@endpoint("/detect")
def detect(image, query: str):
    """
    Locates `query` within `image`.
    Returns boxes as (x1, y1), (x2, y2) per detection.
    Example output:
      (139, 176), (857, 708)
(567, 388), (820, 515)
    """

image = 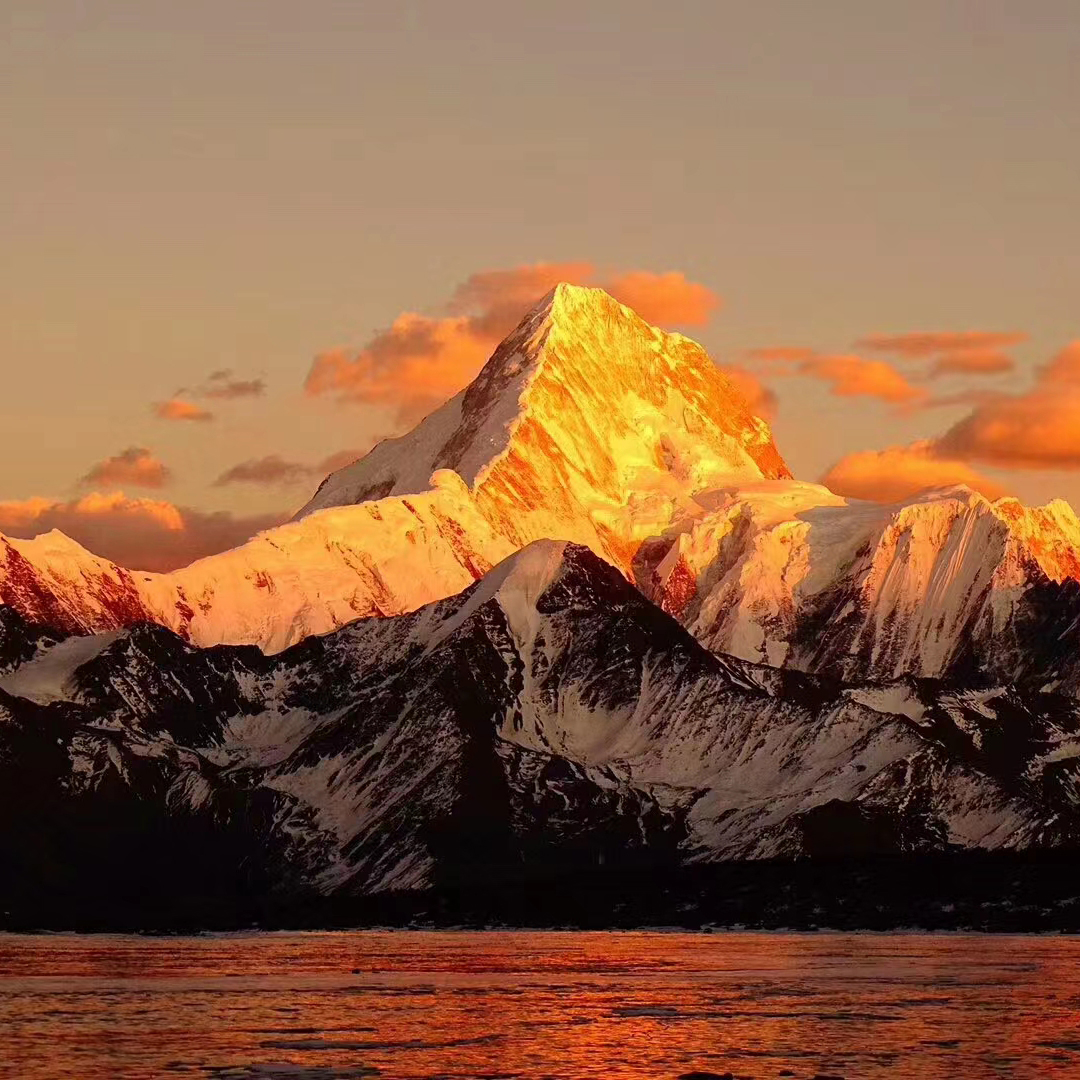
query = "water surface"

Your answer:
(1, 931), (1078, 1079)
